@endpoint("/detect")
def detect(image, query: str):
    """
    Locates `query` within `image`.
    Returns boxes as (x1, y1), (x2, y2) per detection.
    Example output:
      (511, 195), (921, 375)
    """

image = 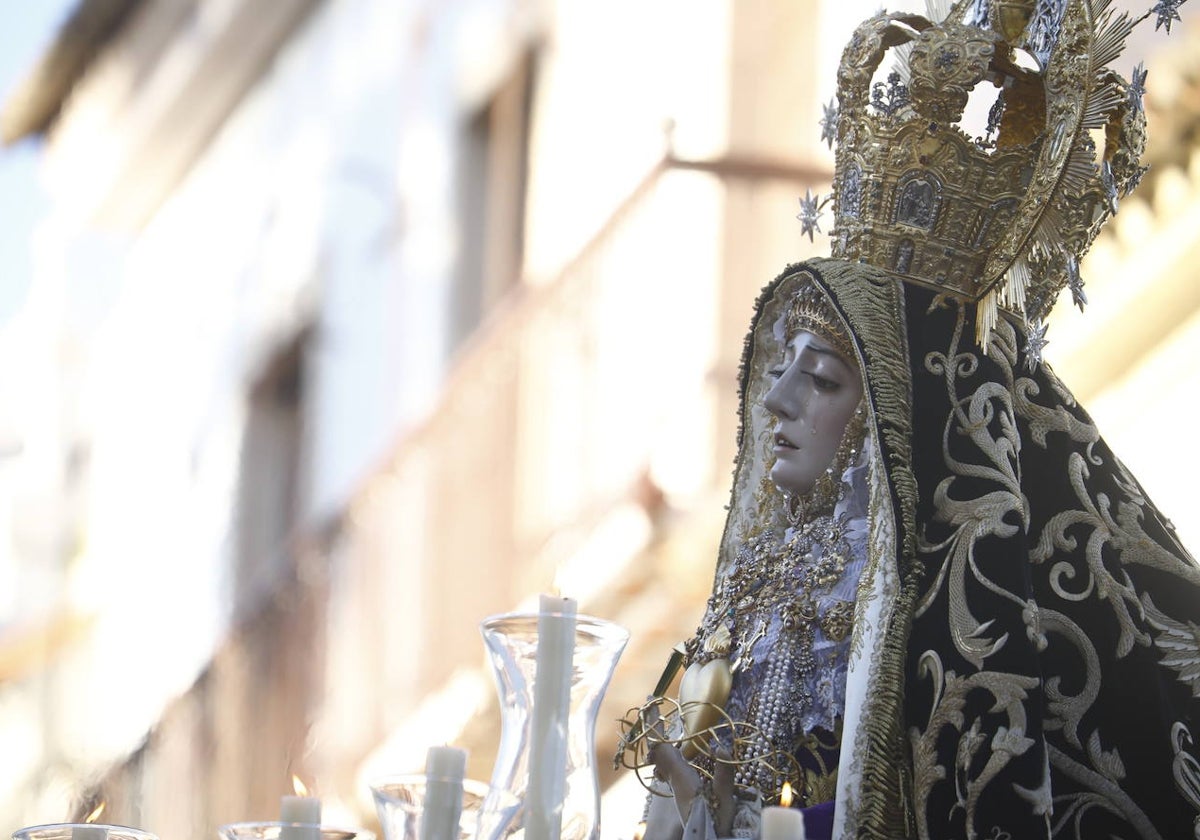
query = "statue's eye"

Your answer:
(808, 373), (840, 392)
